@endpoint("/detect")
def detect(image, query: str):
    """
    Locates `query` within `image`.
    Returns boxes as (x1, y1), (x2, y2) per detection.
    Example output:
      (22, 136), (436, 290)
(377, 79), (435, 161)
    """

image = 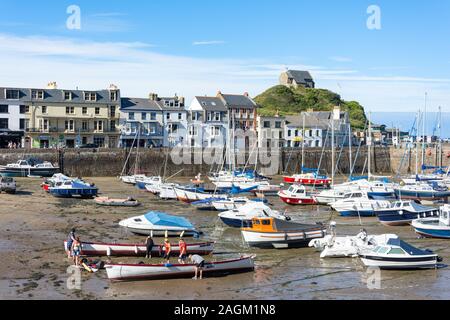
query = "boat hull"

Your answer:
(241, 228), (326, 249)
(360, 255), (438, 269)
(283, 176), (330, 187)
(279, 195), (317, 205)
(412, 218), (450, 239)
(394, 189), (450, 201)
(64, 241), (214, 257)
(219, 217), (252, 228)
(105, 256), (255, 281)
(49, 188), (98, 198)
(338, 210), (377, 217)
(0, 168), (58, 178)
(376, 209), (439, 226)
